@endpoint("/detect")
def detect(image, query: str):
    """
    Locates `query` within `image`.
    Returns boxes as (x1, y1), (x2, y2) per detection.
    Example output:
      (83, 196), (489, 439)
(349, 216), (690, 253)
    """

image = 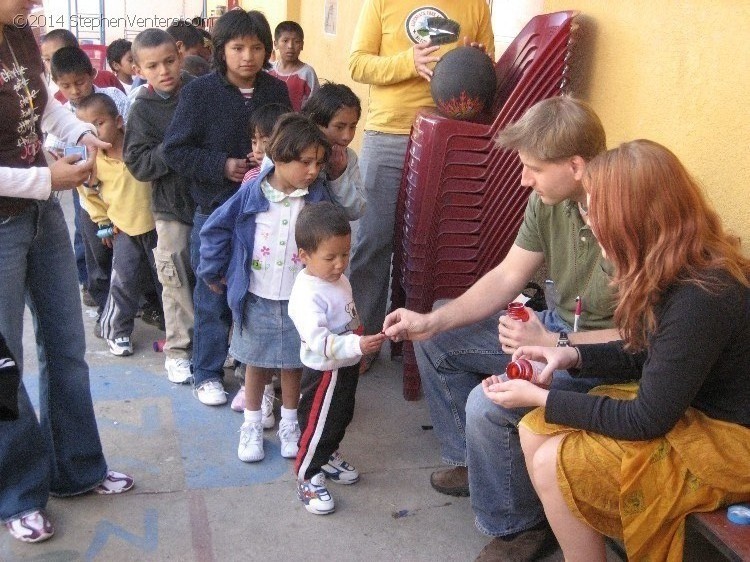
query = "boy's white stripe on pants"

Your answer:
(100, 229), (162, 340)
